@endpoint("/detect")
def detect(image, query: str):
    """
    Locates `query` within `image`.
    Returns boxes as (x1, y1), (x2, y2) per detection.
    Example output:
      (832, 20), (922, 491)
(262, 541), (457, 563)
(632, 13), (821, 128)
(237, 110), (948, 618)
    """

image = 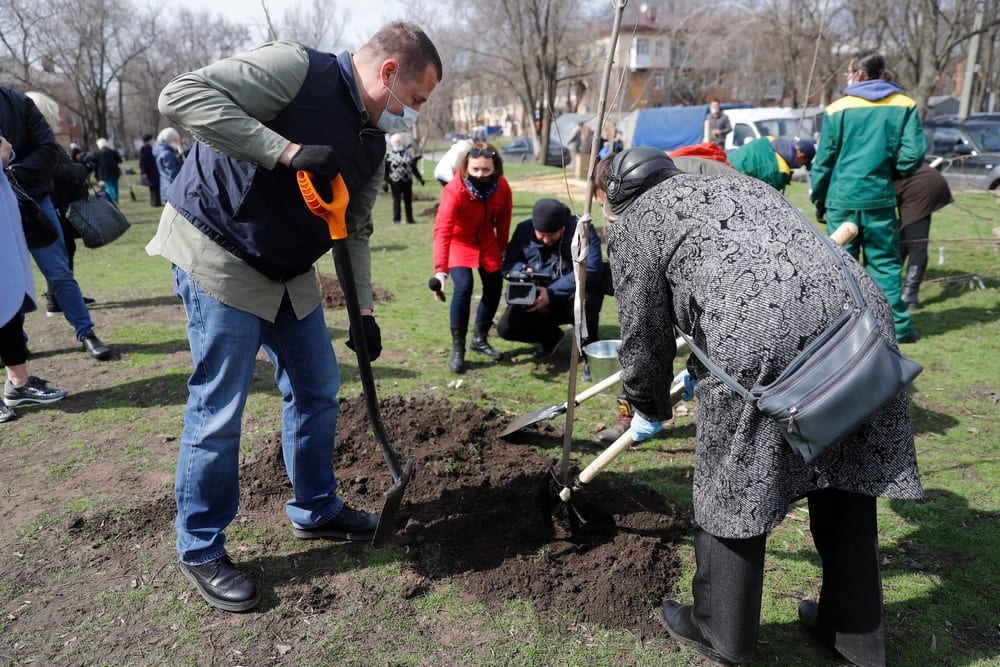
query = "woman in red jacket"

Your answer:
(432, 141), (512, 373)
